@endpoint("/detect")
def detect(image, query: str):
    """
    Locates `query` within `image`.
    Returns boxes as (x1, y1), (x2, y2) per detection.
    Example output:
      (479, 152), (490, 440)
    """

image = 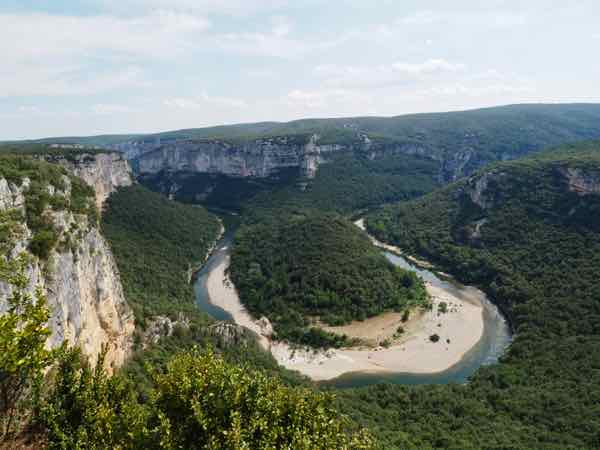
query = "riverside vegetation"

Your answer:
(340, 142), (600, 448)
(230, 211), (428, 348)
(0, 154), (373, 448)
(3, 128), (600, 448)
